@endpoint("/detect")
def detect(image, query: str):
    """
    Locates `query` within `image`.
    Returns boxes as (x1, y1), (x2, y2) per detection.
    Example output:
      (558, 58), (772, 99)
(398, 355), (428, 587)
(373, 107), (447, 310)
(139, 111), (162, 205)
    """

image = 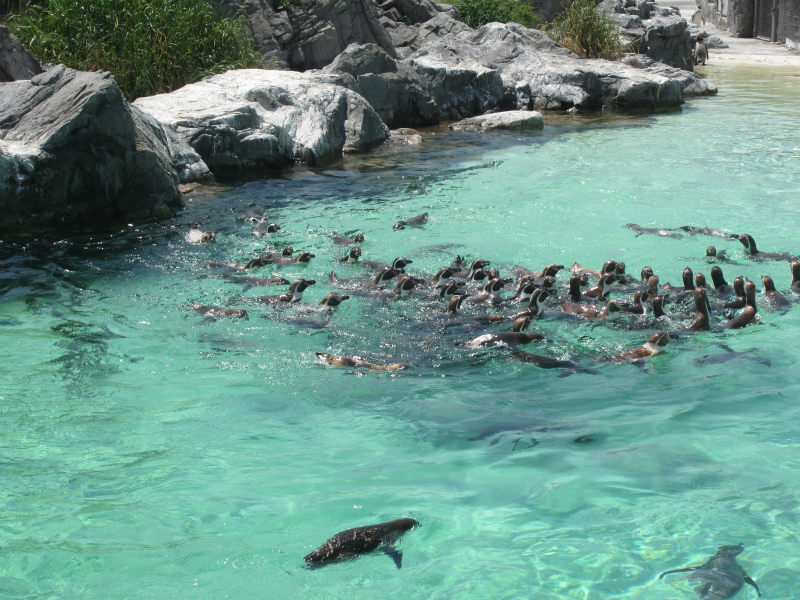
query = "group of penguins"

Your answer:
(188, 208), (799, 375)
(189, 210), (779, 586)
